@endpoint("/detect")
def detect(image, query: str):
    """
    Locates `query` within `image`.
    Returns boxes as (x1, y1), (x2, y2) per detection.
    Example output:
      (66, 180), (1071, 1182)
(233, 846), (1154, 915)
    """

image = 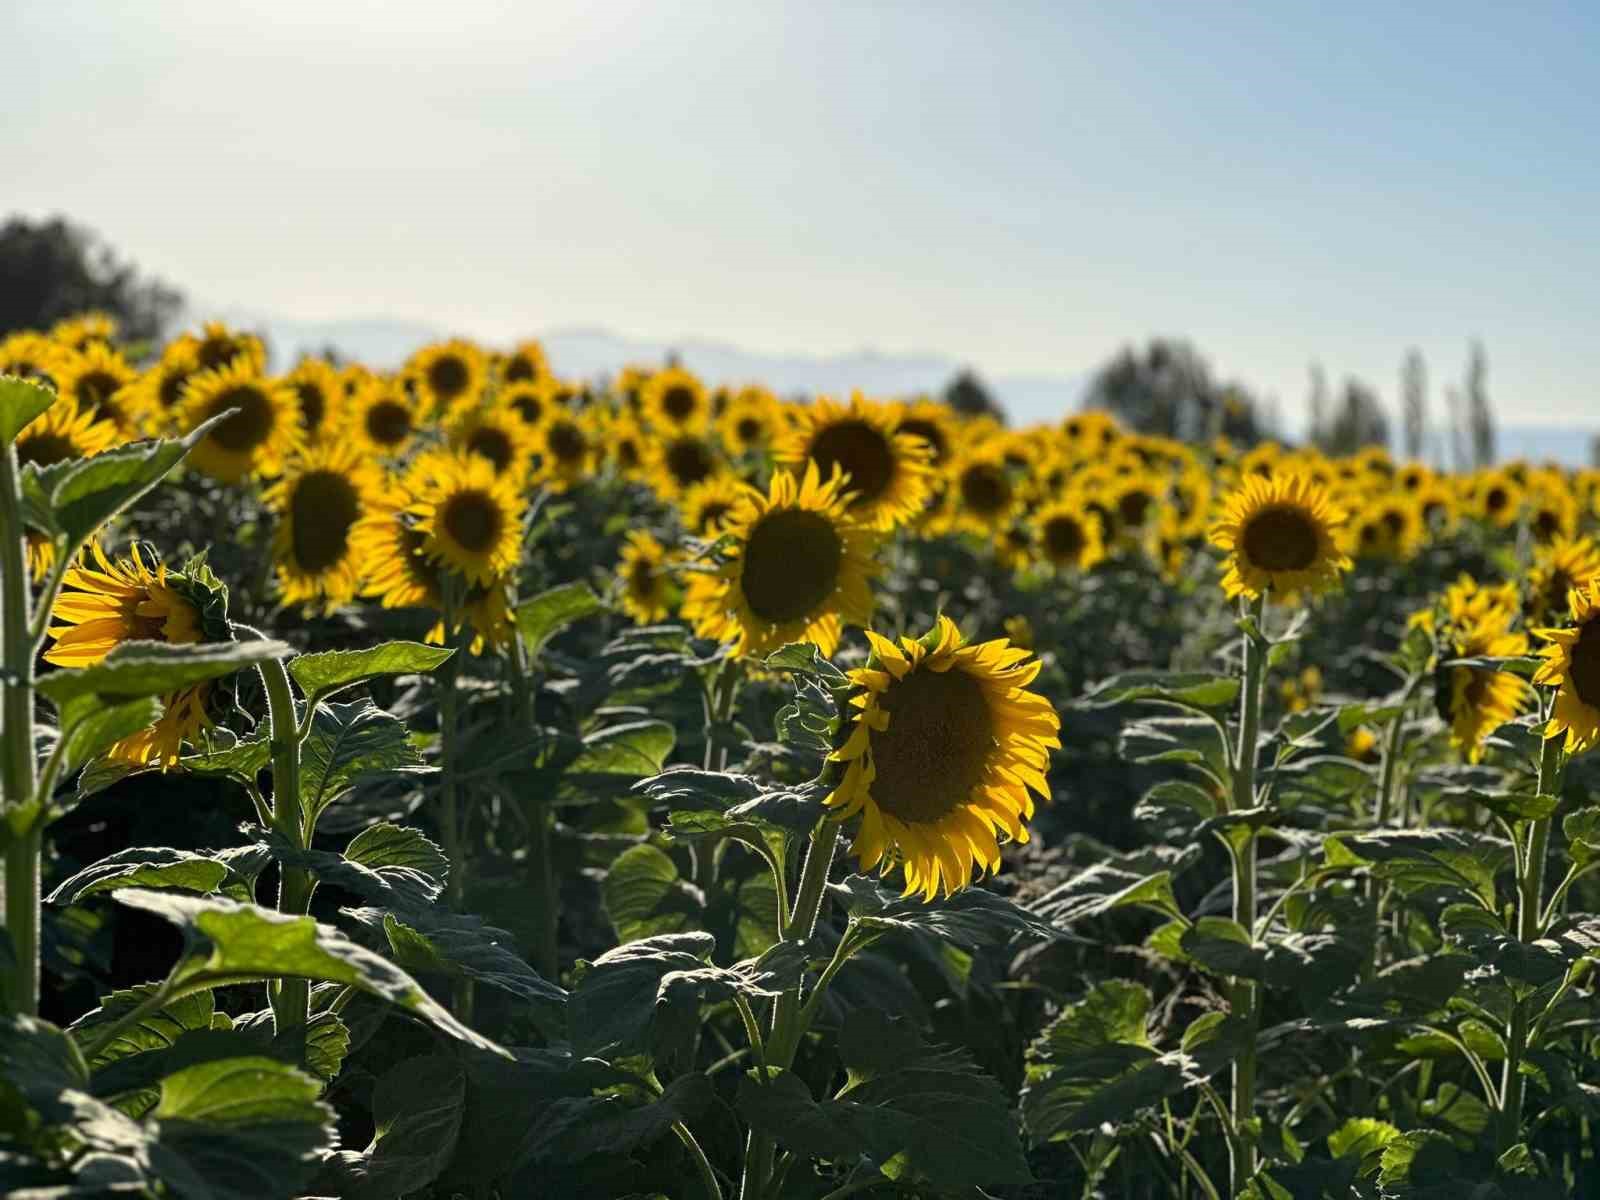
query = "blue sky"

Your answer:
(5, 1), (1597, 427)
